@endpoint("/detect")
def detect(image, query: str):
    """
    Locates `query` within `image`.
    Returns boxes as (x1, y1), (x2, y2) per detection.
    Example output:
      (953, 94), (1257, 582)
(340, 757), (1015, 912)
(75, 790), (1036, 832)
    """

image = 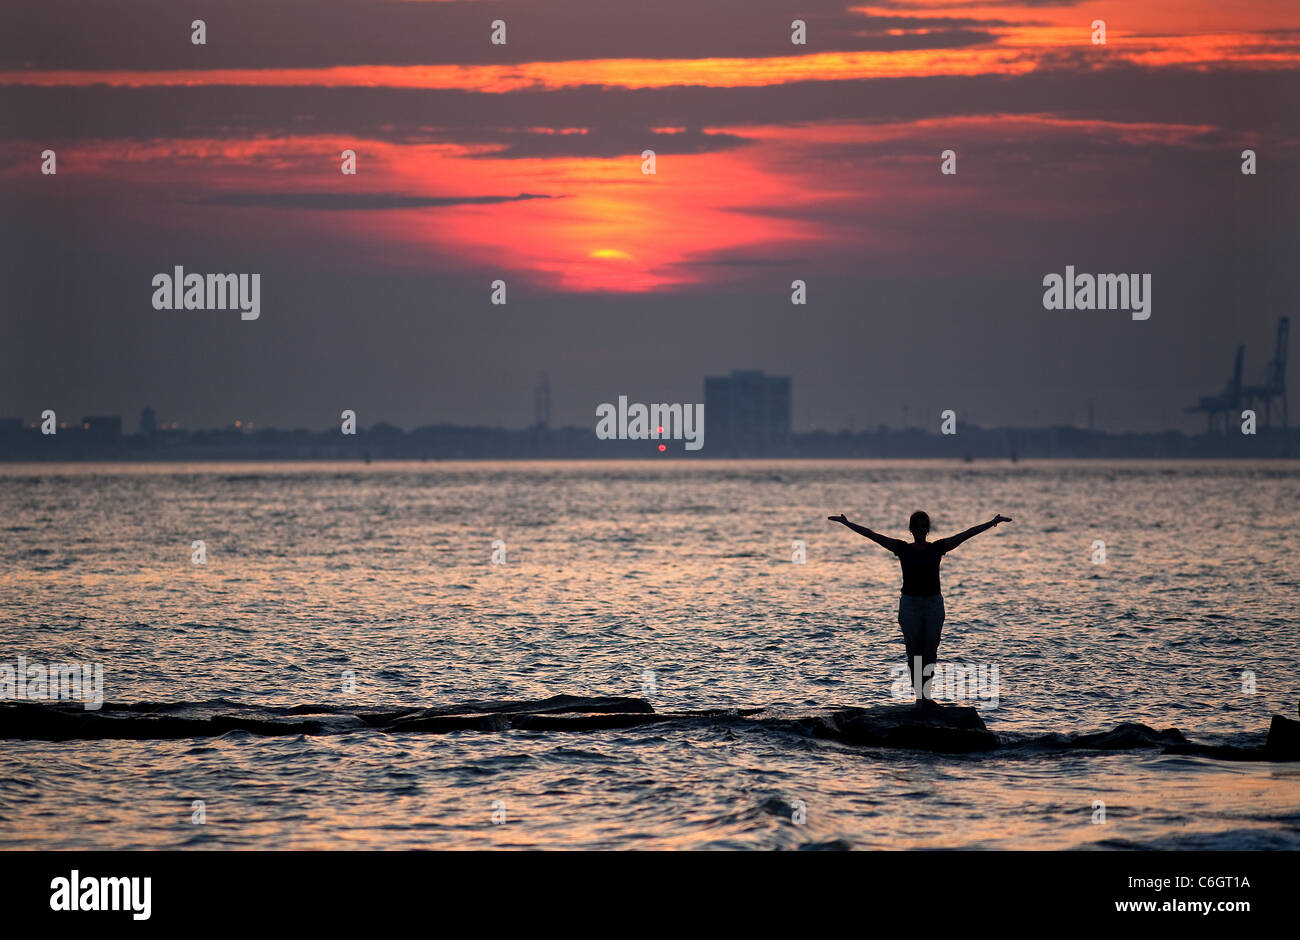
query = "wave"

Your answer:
(1085, 828), (1300, 851)
(1, 694), (1296, 761)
